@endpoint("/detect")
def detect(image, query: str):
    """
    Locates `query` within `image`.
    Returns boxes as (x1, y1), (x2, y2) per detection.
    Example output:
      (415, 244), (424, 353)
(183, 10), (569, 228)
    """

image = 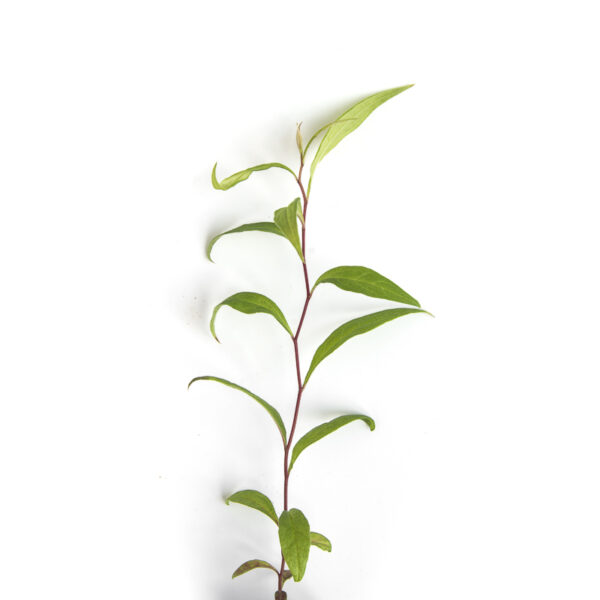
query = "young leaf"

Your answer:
(212, 162), (296, 190)
(232, 559), (279, 579)
(295, 197), (305, 224)
(274, 198), (304, 262)
(310, 85), (414, 177)
(226, 490), (279, 525)
(282, 569), (292, 583)
(210, 292), (293, 342)
(289, 414), (375, 470)
(304, 308), (428, 384)
(188, 376), (287, 444)
(313, 265), (420, 307)
(206, 222), (284, 262)
(310, 531), (332, 552)
(278, 508), (311, 582)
